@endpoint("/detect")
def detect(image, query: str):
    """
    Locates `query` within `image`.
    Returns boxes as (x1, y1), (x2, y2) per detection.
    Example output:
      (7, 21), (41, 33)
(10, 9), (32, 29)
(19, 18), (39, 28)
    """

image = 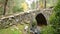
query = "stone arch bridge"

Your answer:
(0, 8), (53, 29)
